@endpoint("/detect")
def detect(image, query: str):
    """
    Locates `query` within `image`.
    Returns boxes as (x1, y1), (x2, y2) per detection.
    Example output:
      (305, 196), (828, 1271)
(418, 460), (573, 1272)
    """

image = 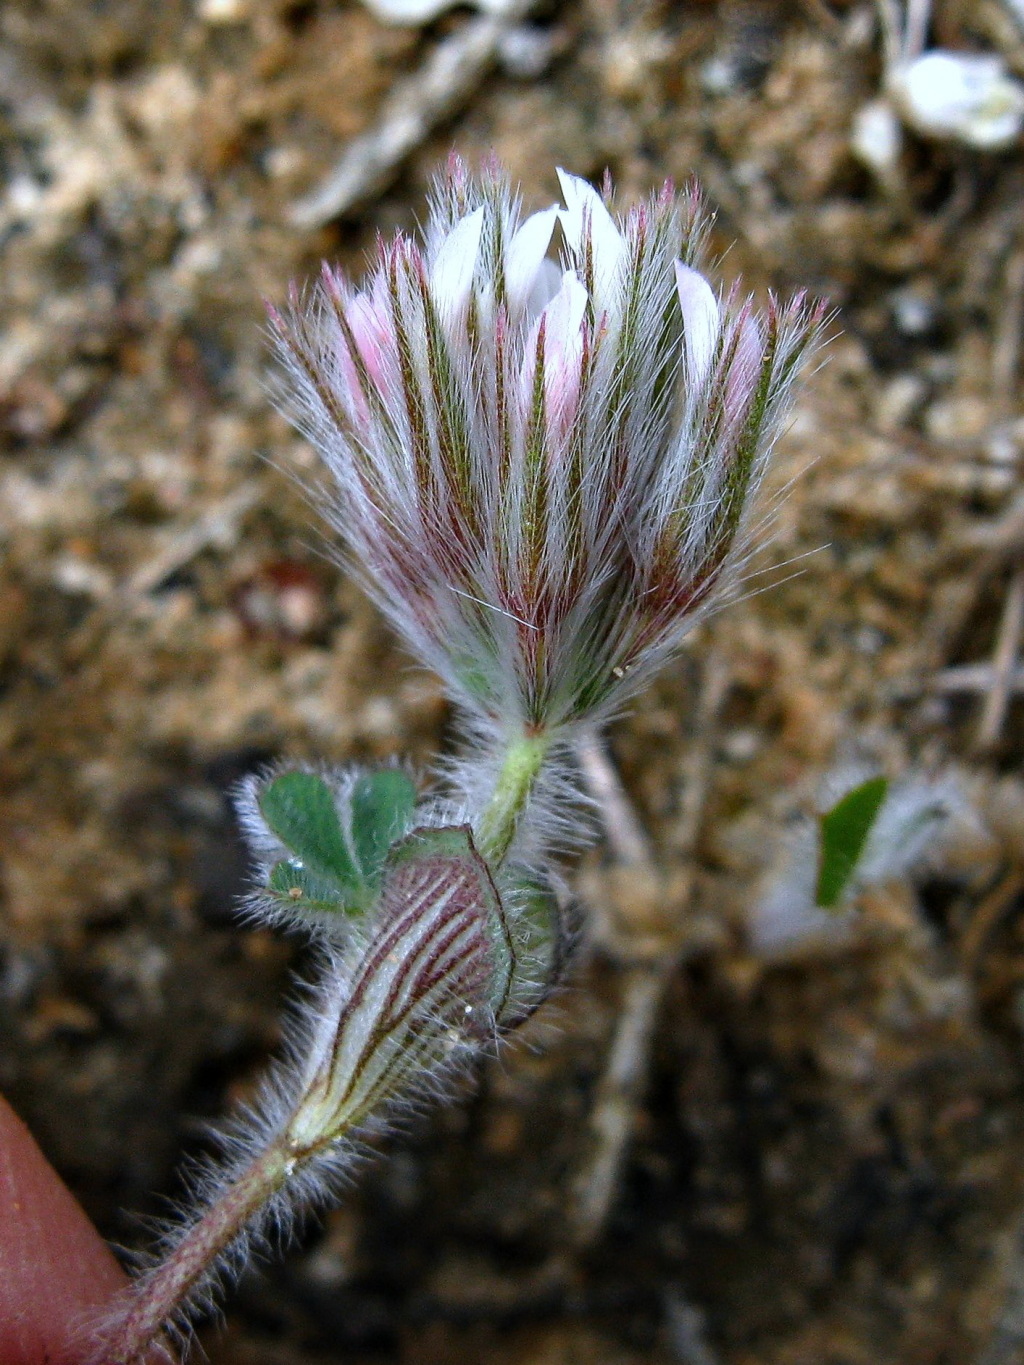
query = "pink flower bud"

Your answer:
(327, 274), (396, 429)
